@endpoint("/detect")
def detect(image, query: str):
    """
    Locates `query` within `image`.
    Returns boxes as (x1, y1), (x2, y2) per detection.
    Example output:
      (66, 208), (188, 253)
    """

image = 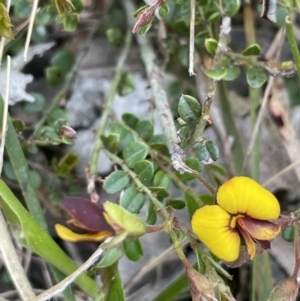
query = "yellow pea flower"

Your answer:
(191, 177), (281, 262)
